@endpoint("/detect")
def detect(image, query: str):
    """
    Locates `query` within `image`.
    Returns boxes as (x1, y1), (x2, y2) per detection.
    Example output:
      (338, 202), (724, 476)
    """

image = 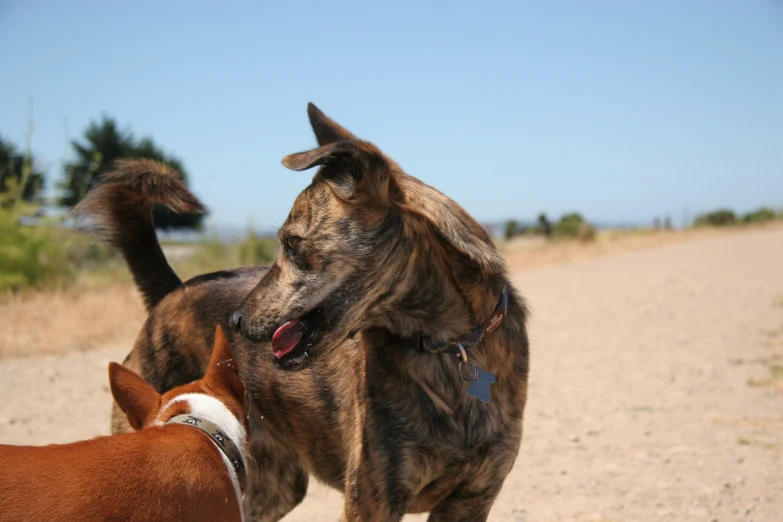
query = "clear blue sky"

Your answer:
(2, 1), (782, 231)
